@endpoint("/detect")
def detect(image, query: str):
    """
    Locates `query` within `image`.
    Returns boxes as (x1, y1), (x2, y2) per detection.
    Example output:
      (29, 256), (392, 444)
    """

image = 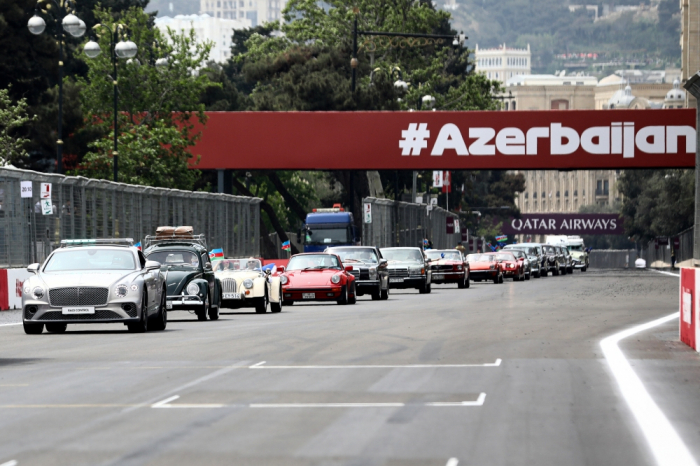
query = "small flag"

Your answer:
(209, 248), (224, 260)
(495, 235), (508, 242)
(281, 241), (291, 251)
(134, 242), (141, 250)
